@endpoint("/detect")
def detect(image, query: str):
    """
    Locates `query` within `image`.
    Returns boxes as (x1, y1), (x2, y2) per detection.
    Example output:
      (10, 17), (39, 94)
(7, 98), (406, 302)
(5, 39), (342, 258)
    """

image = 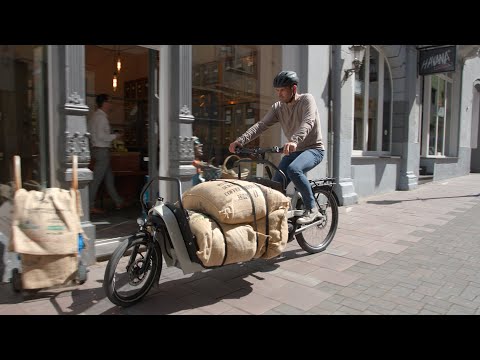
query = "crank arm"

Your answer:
(294, 218), (324, 235)
(287, 209), (305, 218)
